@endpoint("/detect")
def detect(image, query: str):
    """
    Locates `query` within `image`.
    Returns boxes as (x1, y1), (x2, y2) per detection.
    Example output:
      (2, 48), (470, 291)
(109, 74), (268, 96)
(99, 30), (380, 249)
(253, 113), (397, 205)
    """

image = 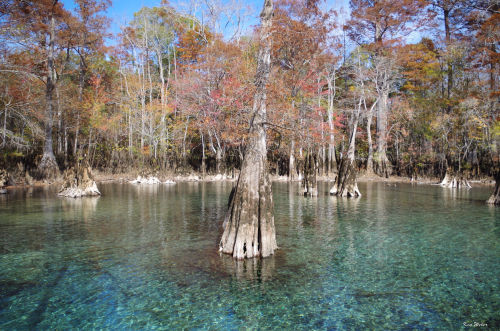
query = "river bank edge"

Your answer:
(2, 170), (495, 191)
